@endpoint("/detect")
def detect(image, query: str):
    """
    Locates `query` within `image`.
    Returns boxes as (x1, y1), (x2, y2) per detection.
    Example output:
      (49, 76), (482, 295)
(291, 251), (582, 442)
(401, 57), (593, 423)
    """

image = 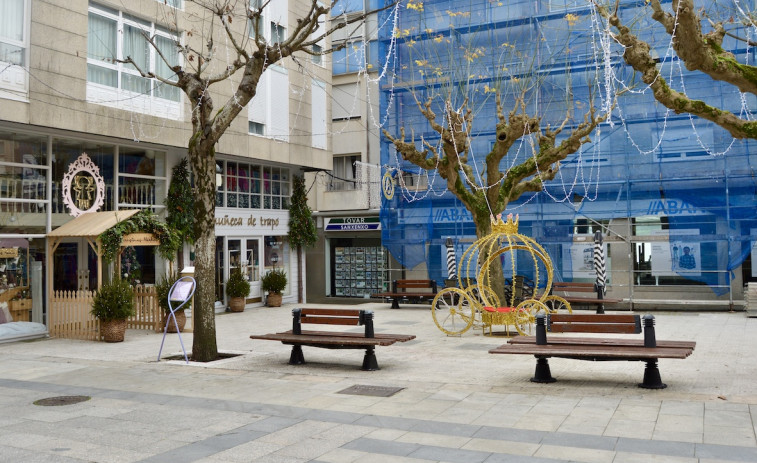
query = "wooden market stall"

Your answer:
(46, 210), (177, 340)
